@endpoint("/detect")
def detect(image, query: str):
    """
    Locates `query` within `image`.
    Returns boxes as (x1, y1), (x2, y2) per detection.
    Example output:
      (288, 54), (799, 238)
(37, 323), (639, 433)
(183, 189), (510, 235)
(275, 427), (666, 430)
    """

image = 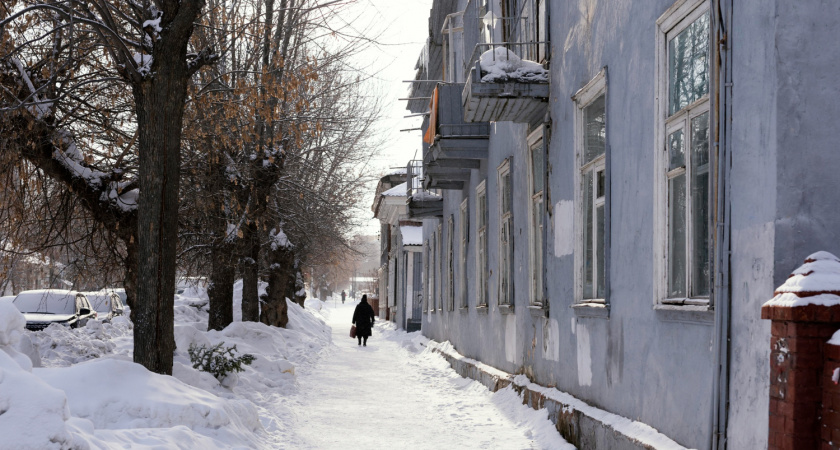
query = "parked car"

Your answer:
(12, 289), (96, 331)
(108, 288), (127, 307)
(83, 291), (124, 322)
